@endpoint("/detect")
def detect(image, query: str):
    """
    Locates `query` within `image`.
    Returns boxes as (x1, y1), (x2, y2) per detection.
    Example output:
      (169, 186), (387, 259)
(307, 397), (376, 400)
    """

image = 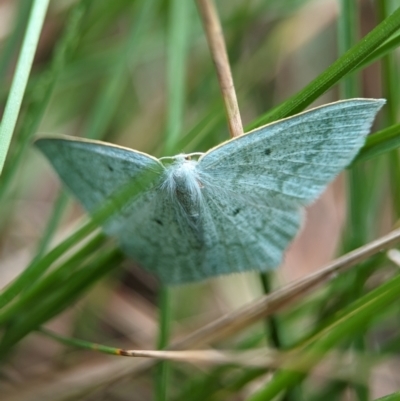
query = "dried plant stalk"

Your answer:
(196, 0), (243, 138)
